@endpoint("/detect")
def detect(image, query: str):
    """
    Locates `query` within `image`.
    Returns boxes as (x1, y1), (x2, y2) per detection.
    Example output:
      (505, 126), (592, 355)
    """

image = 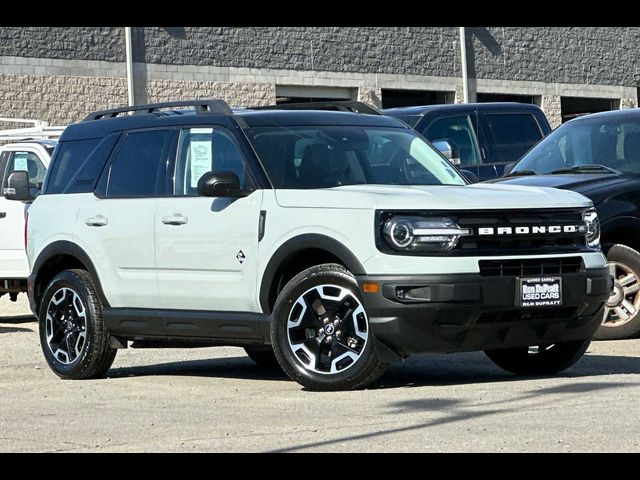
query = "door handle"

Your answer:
(0, 212), (5, 219)
(162, 214), (188, 226)
(85, 215), (108, 227)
